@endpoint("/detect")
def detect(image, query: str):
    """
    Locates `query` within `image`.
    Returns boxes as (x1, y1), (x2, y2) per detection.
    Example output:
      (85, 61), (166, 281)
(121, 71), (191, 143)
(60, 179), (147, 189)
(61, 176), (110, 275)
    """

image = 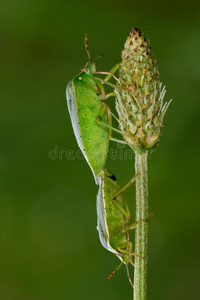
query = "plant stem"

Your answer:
(134, 150), (148, 300)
